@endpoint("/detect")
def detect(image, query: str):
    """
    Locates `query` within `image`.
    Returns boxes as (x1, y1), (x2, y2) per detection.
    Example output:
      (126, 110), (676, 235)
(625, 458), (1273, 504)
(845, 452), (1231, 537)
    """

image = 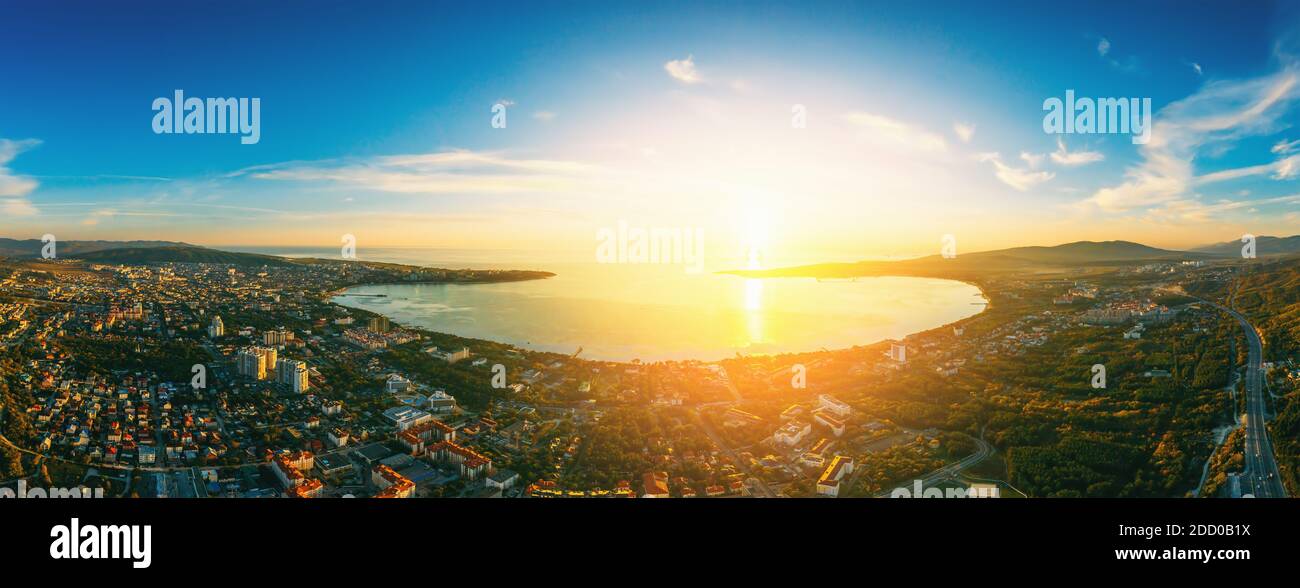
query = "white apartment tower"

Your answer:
(278, 358), (310, 393)
(237, 348), (267, 380)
